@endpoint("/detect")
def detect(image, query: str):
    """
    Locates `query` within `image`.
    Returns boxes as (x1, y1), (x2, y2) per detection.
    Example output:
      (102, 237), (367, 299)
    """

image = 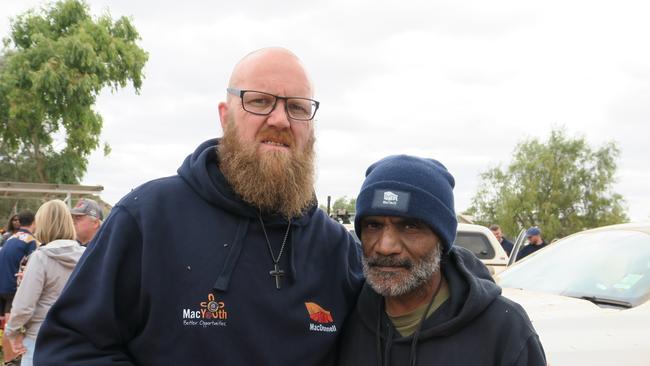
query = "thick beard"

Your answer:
(362, 243), (442, 297)
(218, 118), (316, 218)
